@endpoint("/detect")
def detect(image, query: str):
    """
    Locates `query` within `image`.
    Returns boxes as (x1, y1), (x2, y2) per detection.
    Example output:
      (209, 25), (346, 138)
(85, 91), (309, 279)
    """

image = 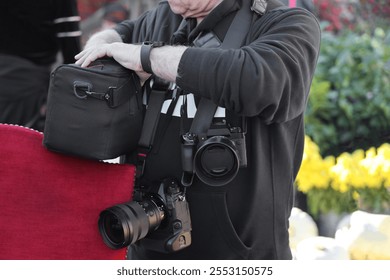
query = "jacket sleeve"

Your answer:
(176, 8), (321, 124)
